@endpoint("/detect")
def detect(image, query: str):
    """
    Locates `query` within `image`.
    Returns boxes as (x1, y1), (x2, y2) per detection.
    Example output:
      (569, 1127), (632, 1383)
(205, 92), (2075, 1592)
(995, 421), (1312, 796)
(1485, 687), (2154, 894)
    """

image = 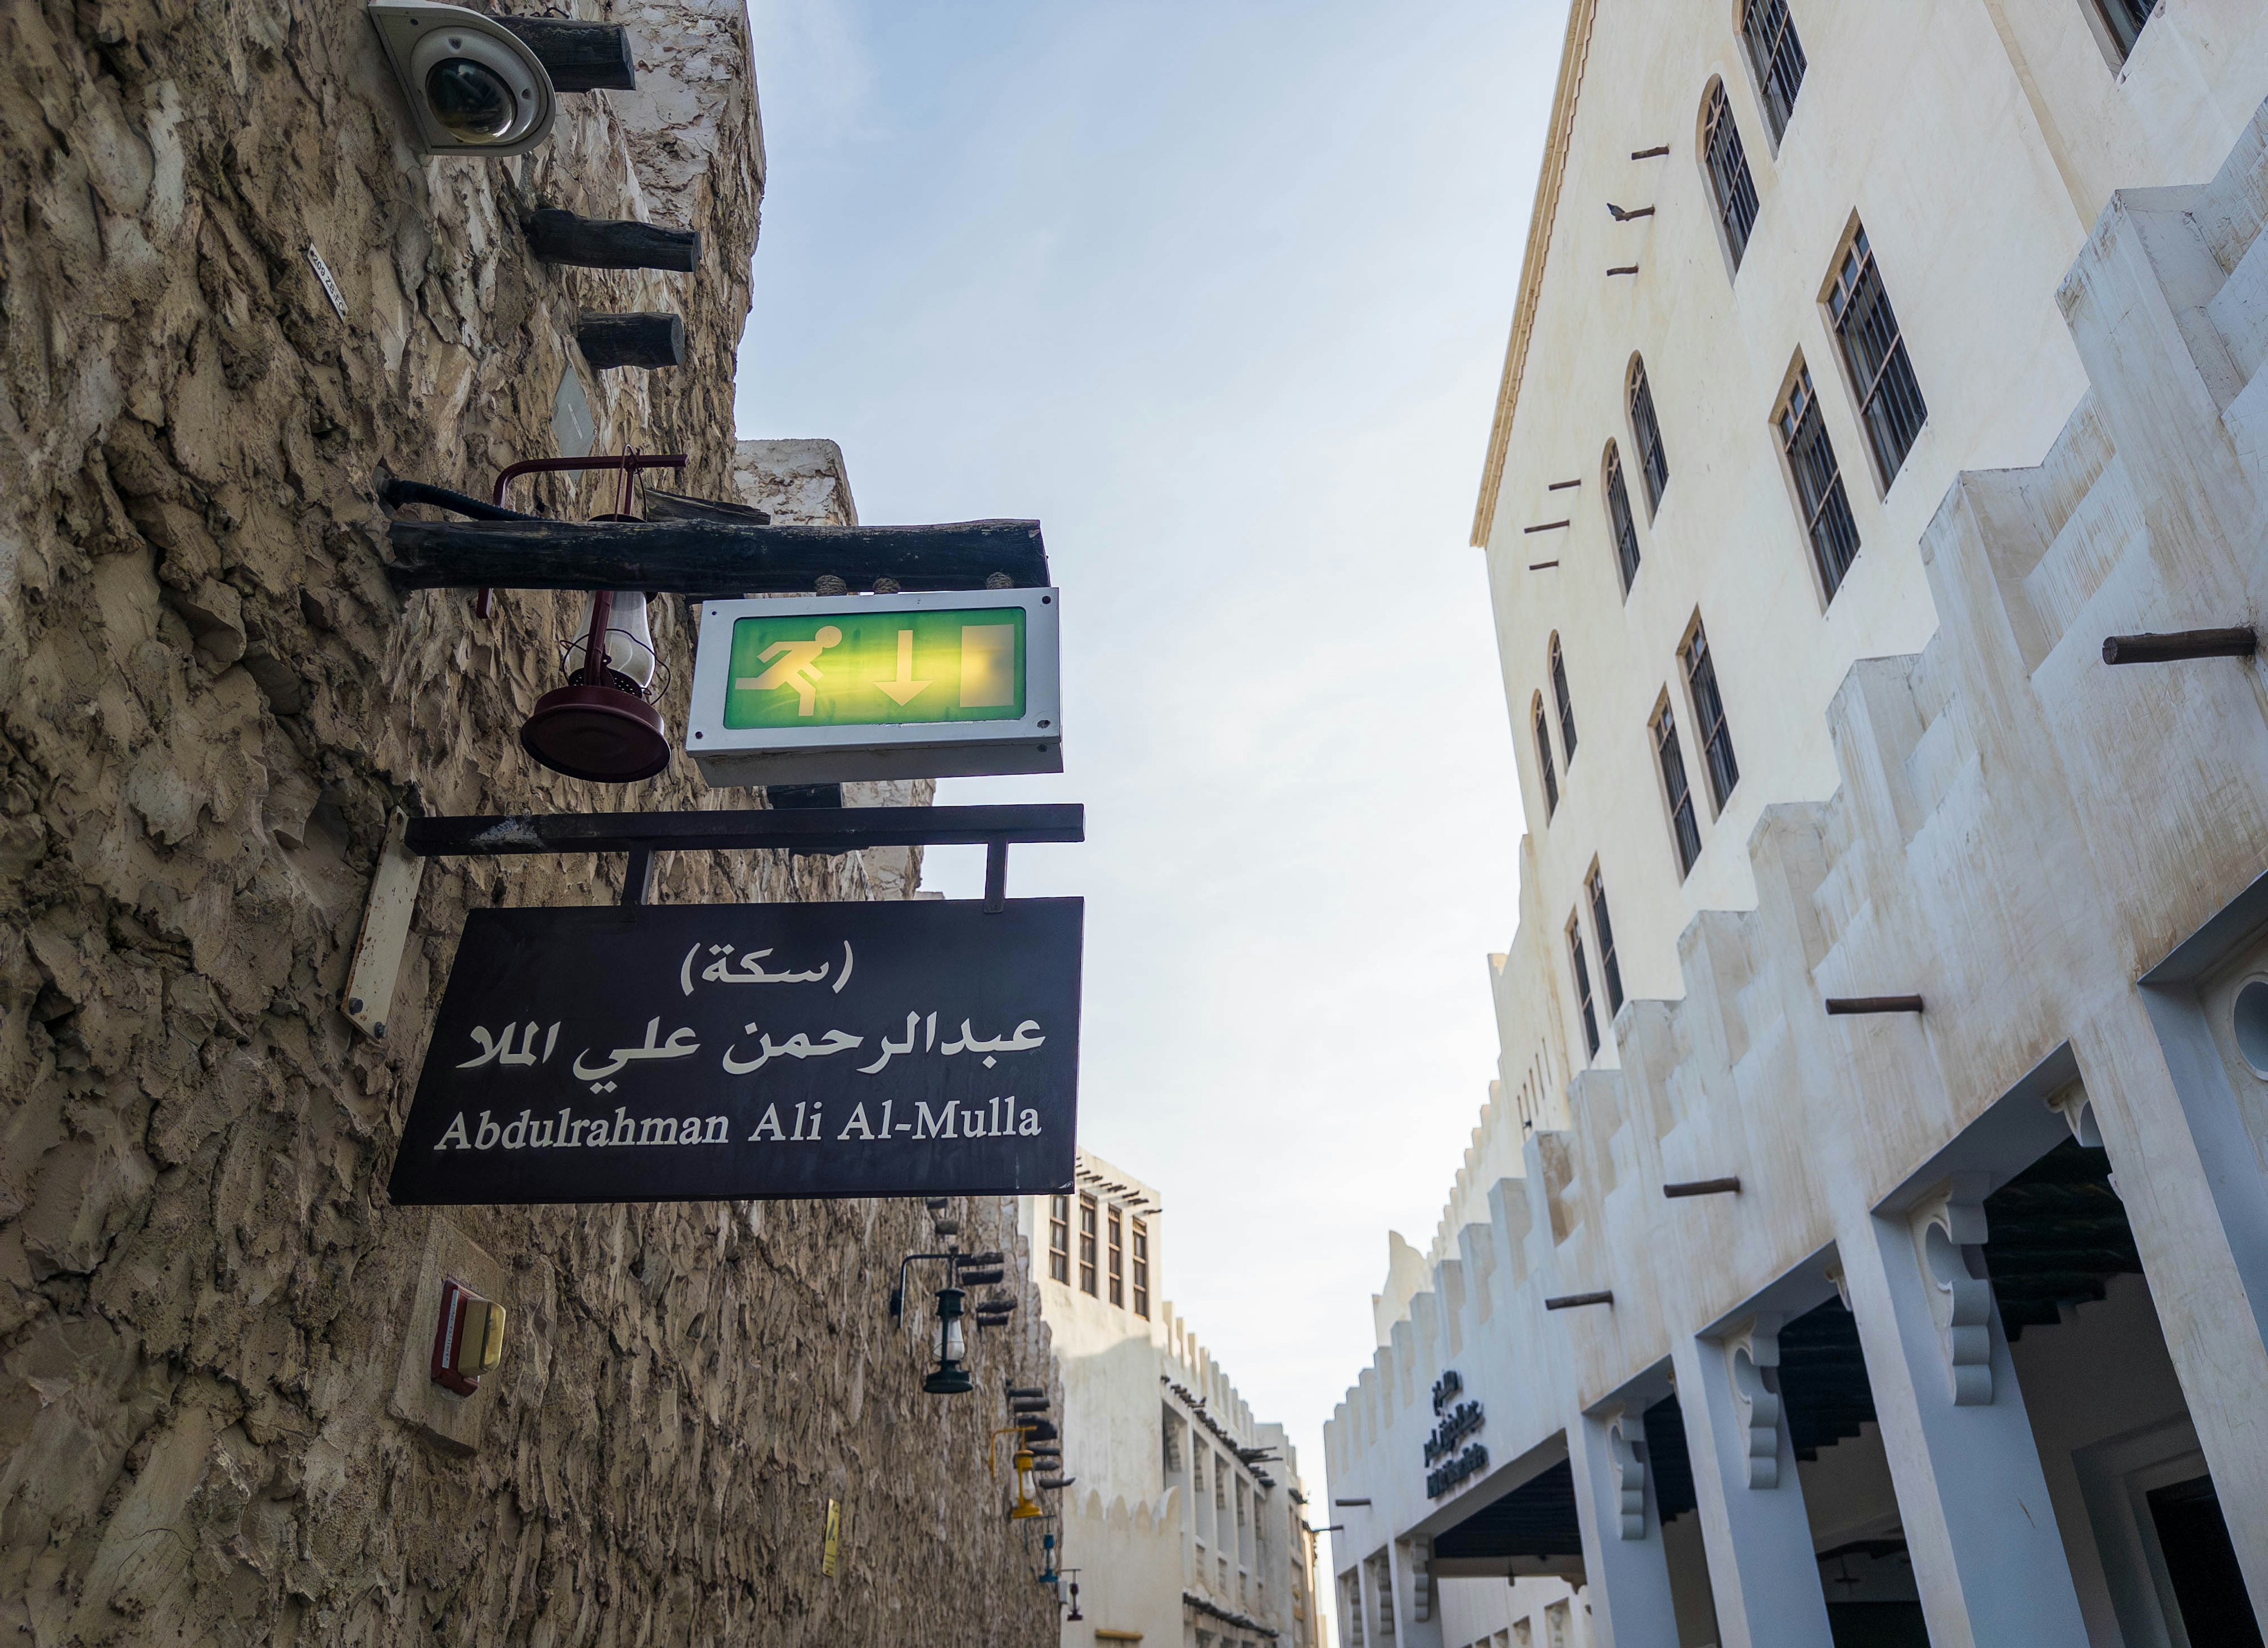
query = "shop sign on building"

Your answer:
(387, 897), (1081, 1204)
(1424, 1370), (1488, 1497)
(686, 587), (1062, 785)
